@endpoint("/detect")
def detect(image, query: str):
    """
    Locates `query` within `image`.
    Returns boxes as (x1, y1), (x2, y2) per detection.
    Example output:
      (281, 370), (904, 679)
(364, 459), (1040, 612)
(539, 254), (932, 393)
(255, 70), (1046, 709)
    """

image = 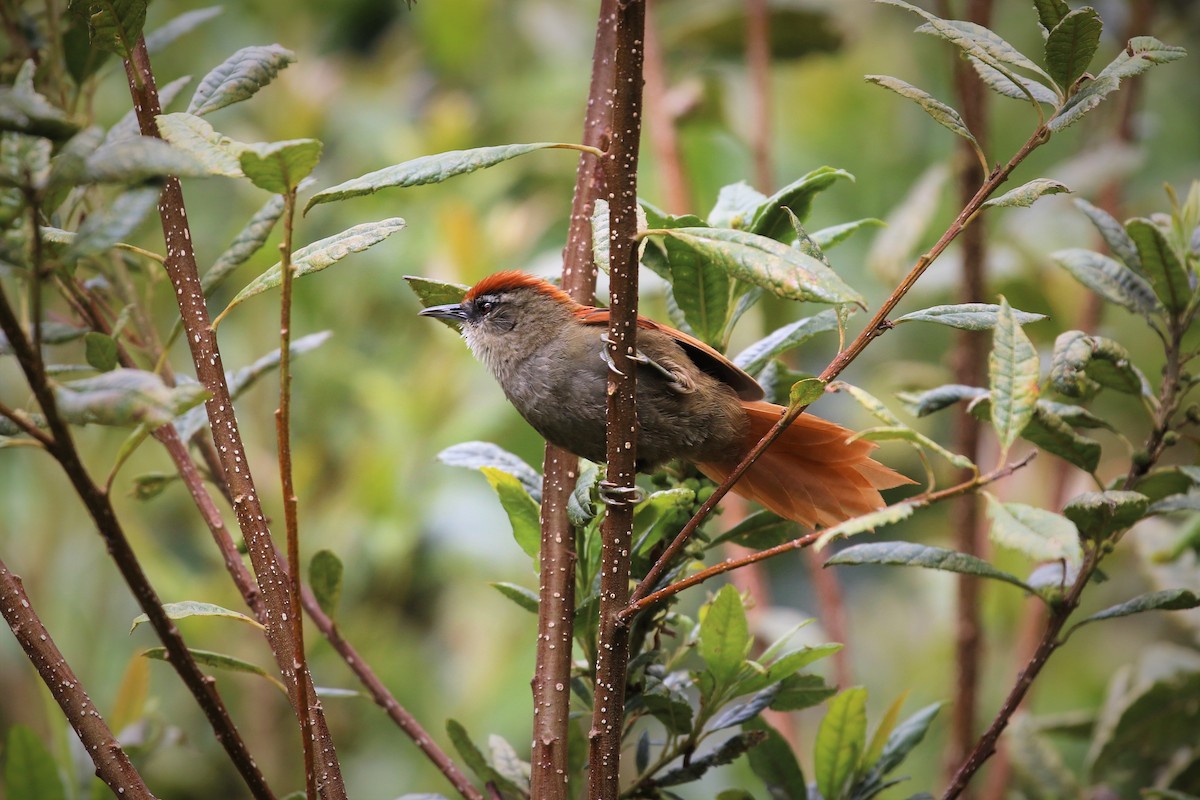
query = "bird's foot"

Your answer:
(599, 480), (644, 507)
